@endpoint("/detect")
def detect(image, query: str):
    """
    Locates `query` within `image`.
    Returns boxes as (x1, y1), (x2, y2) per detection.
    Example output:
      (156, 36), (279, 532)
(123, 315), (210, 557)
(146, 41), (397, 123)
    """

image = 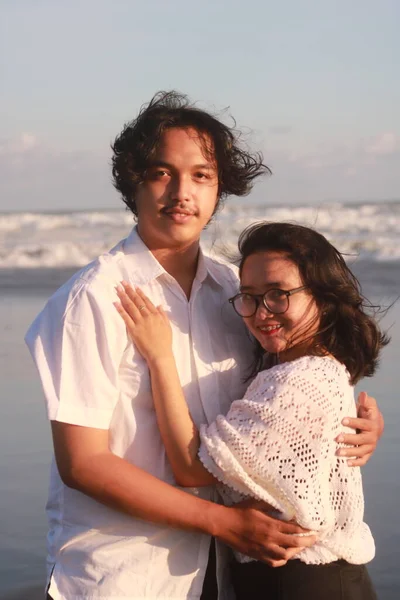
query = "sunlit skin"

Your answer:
(135, 127), (219, 259)
(240, 251), (321, 363)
